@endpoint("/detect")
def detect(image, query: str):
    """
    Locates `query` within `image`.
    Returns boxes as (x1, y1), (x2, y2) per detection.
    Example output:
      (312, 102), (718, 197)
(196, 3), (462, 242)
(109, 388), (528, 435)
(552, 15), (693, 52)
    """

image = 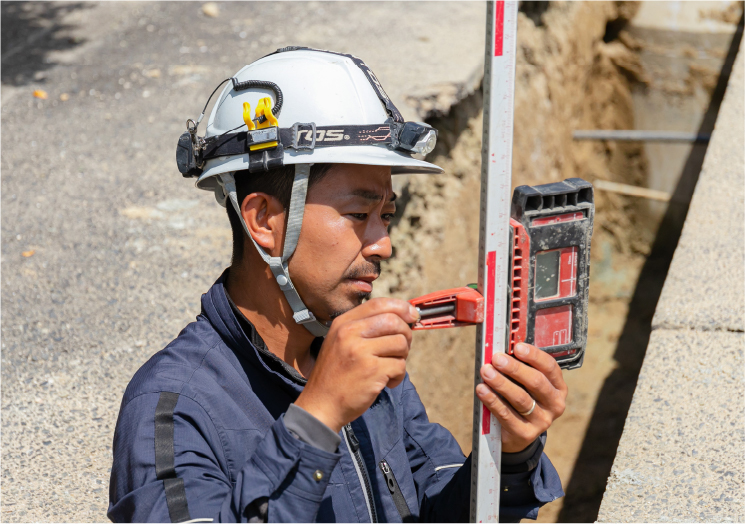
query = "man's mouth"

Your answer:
(343, 260), (382, 296)
(347, 275), (377, 293)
